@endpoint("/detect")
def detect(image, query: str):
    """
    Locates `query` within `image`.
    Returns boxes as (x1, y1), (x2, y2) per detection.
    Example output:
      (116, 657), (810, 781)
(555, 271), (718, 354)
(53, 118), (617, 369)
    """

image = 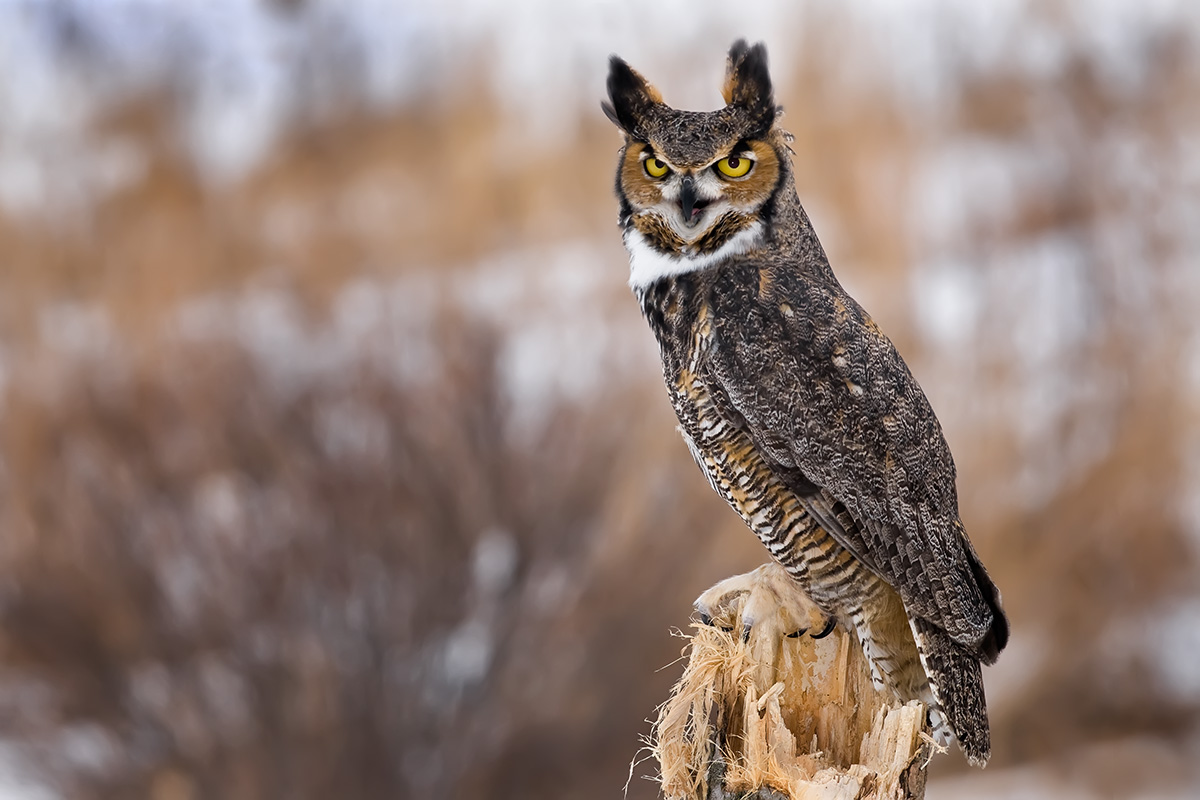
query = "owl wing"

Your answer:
(704, 268), (1006, 659)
